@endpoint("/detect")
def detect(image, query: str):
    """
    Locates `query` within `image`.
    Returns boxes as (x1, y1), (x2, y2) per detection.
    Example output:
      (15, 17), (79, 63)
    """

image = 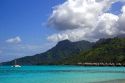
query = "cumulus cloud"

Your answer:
(93, 13), (119, 38)
(6, 36), (22, 44)
(47, 0), (125, 42)
(48, 0), (113, 30)
(118, 5), (125, 34)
